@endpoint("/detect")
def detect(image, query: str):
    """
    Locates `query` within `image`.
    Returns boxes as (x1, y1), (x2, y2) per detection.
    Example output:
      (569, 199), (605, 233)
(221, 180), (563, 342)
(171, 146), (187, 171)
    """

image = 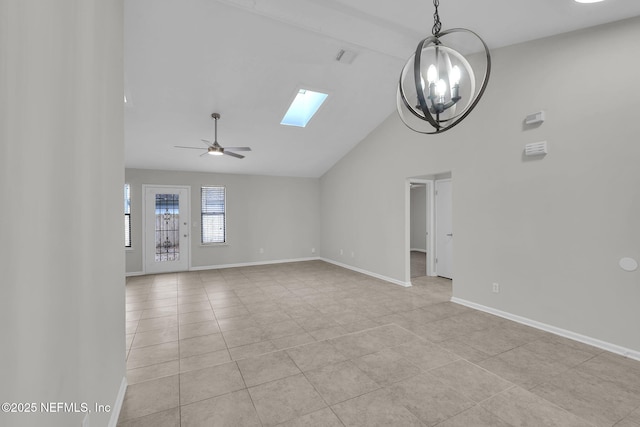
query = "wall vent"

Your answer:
(336, 49), (357, 64)
(525, 141), (548, 156)
(525, 111), (545, 125)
